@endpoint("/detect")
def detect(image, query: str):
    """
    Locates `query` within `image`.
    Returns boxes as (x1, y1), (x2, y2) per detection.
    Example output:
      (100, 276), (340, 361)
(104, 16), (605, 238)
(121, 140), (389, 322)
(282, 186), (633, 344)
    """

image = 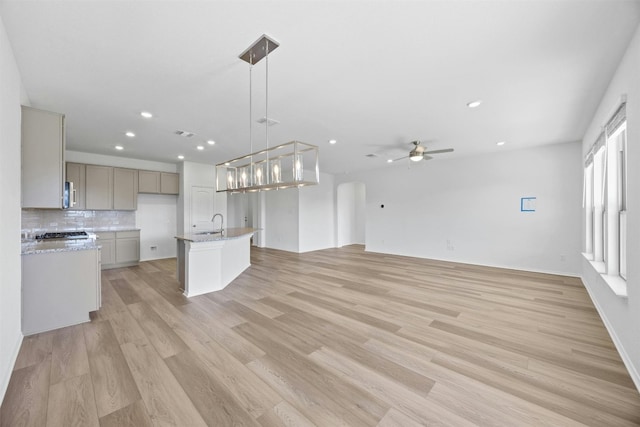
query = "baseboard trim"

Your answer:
(1, 332), (23, 404)
(580, 276), (640, 393)
(362, 247), (581, 278)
